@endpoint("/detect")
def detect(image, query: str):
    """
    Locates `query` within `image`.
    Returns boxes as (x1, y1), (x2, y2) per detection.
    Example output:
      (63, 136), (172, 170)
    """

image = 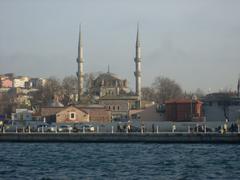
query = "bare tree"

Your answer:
(84, 72), (102, 96)
(141, 87), (155, 101)
(84, 73), (94, 95)
(62, 75), (78, 105)
(31, 76), (63, 107)
(0, 93), (12, 116)
(195, 88), (205, 98)
(152, 76), (183, 103)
